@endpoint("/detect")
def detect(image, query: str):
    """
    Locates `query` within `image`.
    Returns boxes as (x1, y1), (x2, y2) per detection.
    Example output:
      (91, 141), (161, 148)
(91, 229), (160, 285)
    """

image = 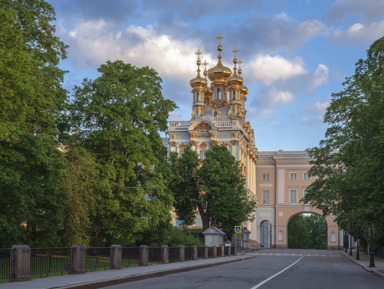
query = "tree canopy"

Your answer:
(0, 0), (68, 247)
(67, 60), (177, 246)
(170, 145), (256, 236)
(303, 36), (384, 246)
